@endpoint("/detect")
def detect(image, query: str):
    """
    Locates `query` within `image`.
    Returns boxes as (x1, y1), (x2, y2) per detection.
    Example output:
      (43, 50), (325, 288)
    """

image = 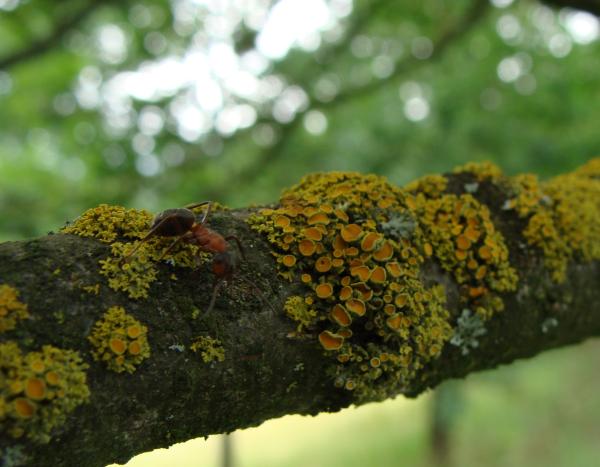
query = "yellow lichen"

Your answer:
(284, 295), (320, 332)
(88, 306), (150, 373)
(190, 336), (225, 363)
(61, 204), (153, 243)
(453, 161), (504, 181)
(248, 172), (456, 400)
(504, 158), (600, 282)
(0, 341), (89, 443)
(0, 284), (30, 333)
(63, 203), (211, 299)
